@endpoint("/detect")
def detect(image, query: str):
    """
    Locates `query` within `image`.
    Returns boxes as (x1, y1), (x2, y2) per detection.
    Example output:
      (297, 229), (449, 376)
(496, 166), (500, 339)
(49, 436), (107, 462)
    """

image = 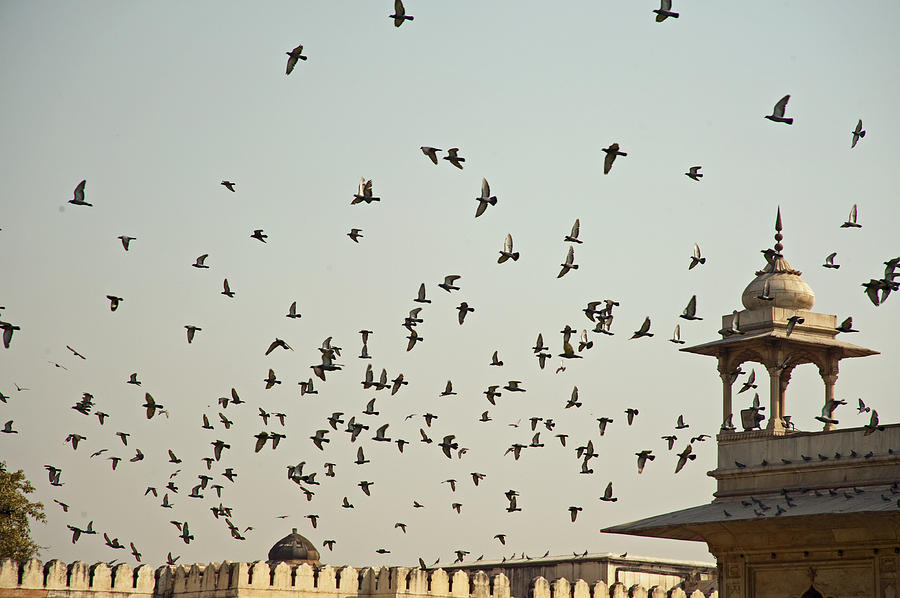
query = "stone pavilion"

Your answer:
(604, 210), (900, 597)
